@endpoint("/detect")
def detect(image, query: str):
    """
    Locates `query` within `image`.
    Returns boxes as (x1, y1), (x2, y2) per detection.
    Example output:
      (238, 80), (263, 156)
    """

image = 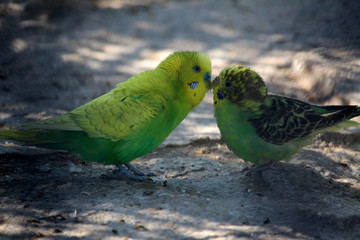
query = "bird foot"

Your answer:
(244, 161), (276, 176)
(124, 163), (156, 177)
(102, 163), (166, 184)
